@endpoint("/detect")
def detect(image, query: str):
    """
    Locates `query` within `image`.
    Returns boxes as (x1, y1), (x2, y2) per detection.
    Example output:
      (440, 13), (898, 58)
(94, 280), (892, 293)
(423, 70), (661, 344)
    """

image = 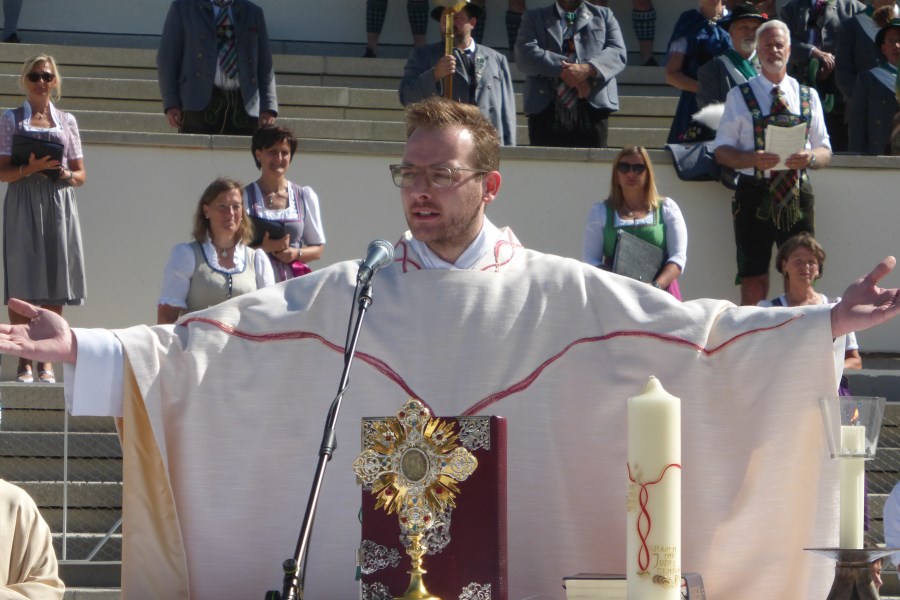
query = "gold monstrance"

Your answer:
(353, 399), (478, 600)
